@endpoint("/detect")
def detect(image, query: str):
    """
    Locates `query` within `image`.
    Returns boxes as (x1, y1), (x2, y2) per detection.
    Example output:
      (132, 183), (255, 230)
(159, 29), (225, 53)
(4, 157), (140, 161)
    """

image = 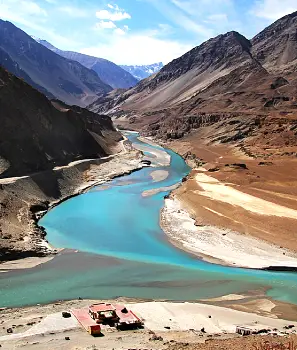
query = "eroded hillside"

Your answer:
(0, 67), (121, 177)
